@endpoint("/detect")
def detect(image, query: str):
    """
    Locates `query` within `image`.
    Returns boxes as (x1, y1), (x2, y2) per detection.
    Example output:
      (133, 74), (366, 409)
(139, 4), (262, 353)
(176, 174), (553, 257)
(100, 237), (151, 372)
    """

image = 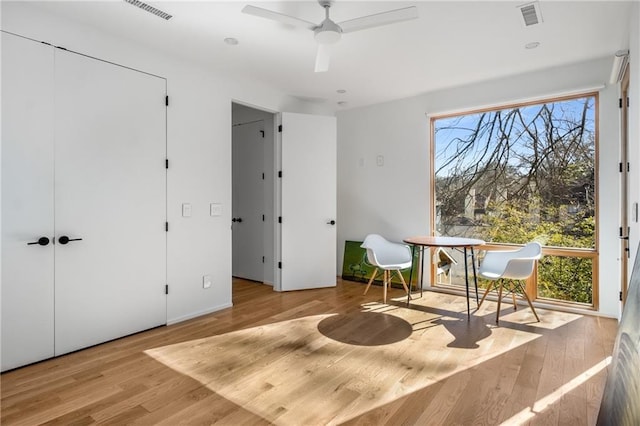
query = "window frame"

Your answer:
(429, 92), (600, 310)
